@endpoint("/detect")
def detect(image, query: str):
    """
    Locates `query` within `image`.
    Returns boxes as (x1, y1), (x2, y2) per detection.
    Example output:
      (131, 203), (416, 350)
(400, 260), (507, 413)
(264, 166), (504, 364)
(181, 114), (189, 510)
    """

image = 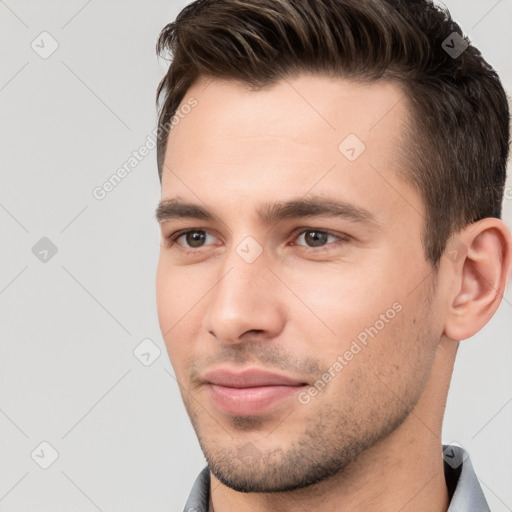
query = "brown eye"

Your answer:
(295, 230), (339, 248)
(303, 230), (329, 247)
(166, 229), (217, 250)
(185, 230), (207, 248)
